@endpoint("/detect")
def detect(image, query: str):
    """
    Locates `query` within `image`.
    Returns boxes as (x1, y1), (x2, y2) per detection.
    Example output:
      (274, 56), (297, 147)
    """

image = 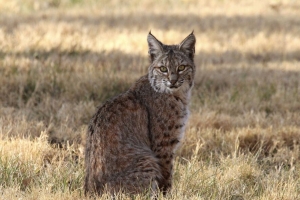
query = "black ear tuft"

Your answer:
(147, 32), (163, 62)
(179, 32), (196, 60)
